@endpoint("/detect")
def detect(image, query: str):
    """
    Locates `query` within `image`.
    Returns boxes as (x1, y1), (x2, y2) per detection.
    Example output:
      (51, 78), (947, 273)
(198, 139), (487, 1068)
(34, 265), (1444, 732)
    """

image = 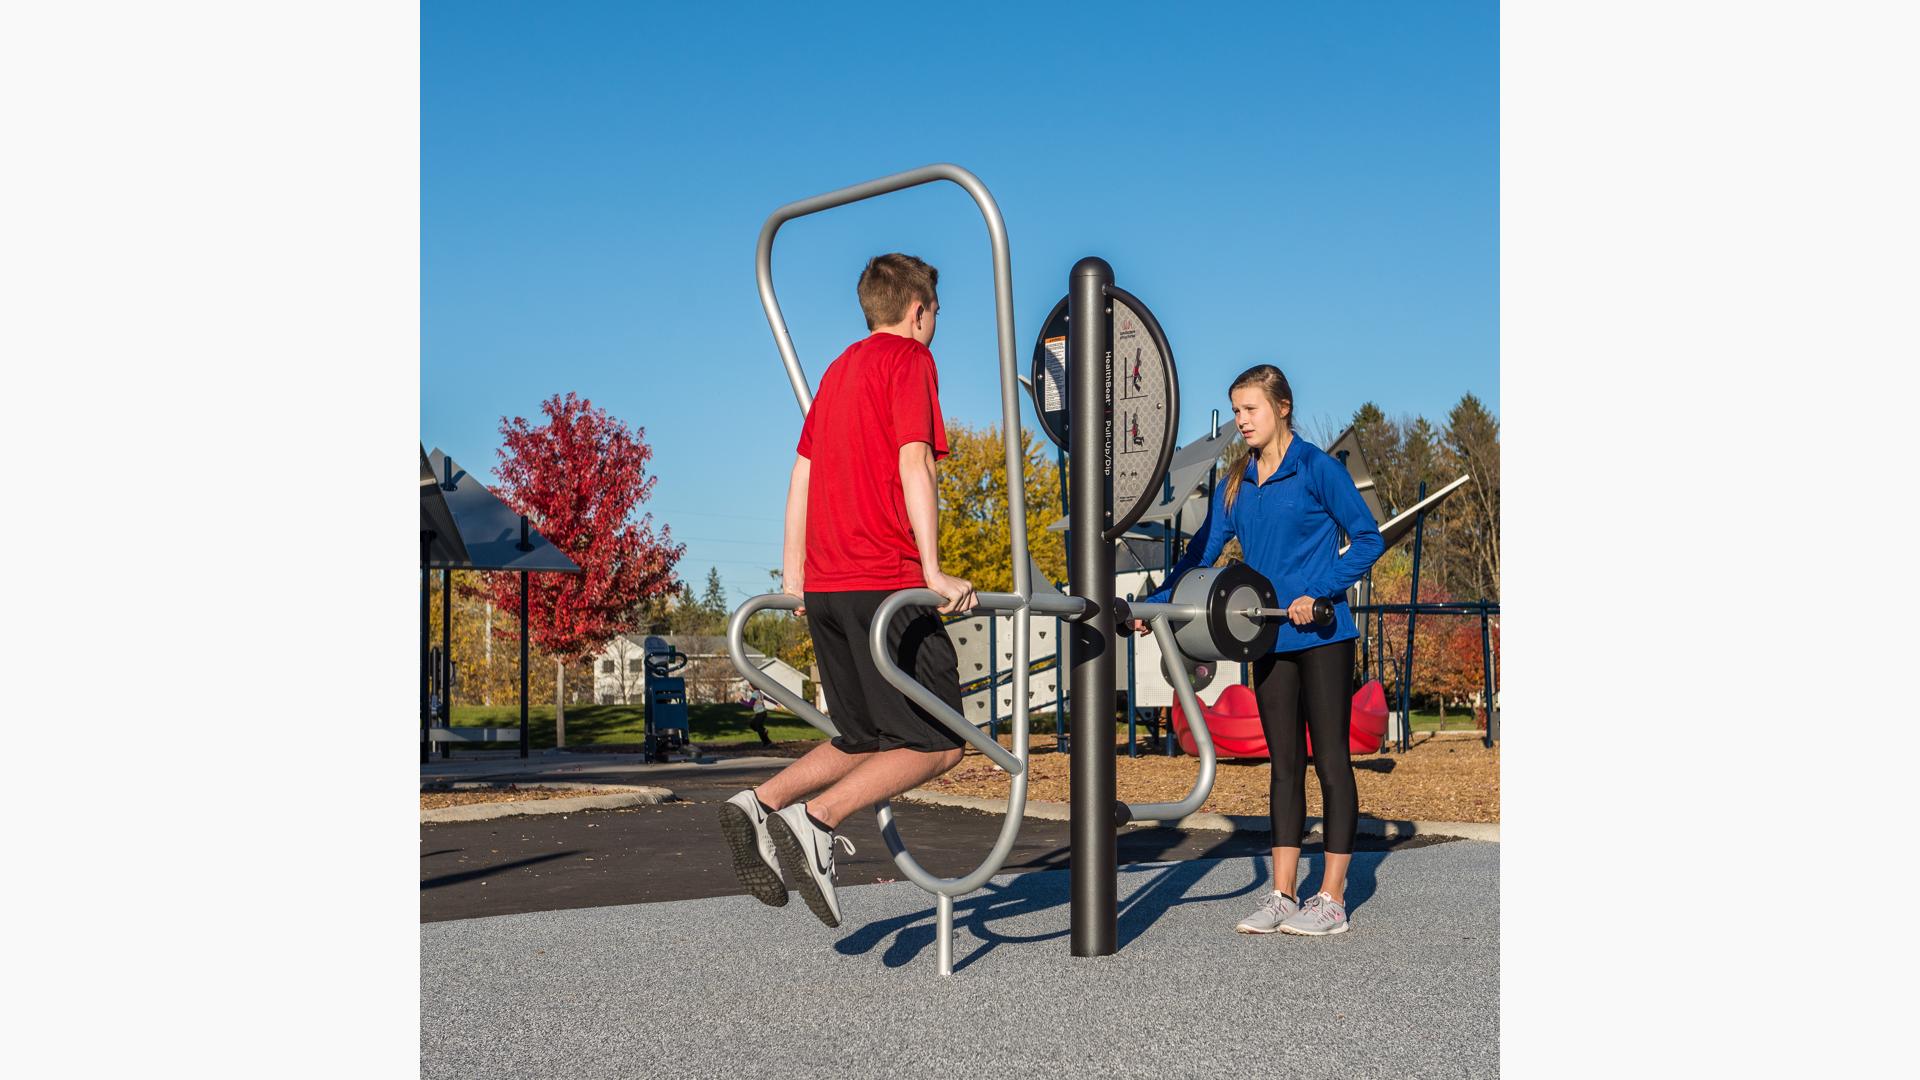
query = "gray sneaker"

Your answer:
(766, 802), (857, 928)
(1234, 890), (1301, 934)
(1278, 891), (1350, 936)
(718, 790), (786, 907)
